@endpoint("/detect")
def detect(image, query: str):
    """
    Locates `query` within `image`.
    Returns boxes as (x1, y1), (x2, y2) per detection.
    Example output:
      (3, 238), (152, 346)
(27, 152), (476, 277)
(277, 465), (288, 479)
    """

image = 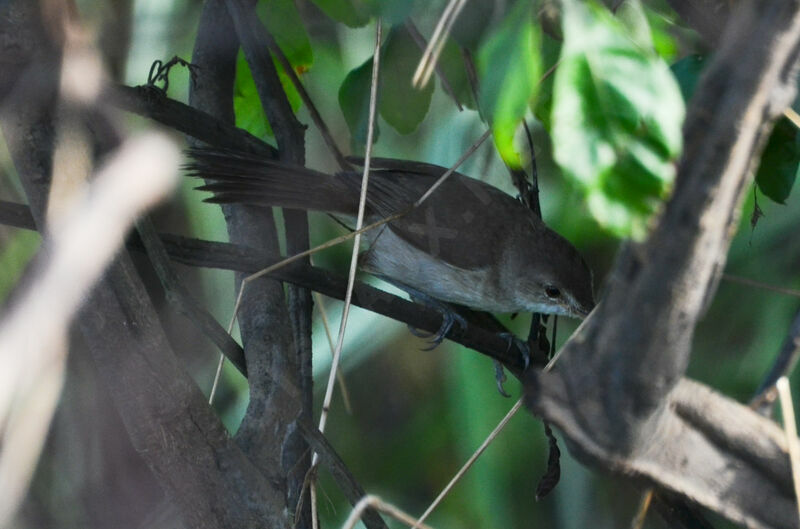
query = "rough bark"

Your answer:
(525, 2), (800, 528)
(190, 2), (311, 527)
(0, 2), (289, 528)
(220, 3), (313, 525)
